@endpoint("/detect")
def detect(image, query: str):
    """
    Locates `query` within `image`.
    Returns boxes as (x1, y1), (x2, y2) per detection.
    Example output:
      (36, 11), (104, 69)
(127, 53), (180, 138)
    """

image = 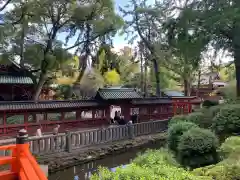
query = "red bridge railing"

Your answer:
(0, 129), (47, 180)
